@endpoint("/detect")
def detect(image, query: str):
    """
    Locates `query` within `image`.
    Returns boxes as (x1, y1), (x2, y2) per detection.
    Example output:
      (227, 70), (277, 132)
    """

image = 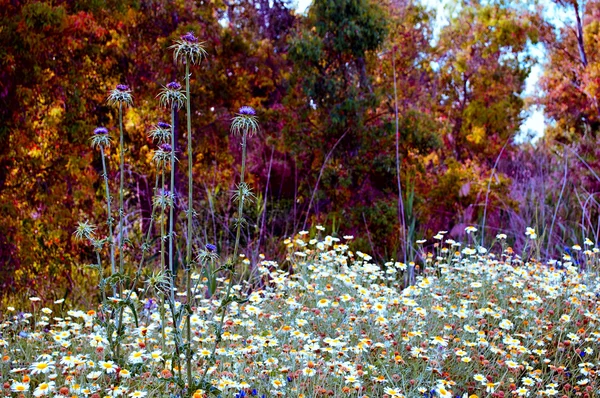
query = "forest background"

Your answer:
(1, 0), (599, 305)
